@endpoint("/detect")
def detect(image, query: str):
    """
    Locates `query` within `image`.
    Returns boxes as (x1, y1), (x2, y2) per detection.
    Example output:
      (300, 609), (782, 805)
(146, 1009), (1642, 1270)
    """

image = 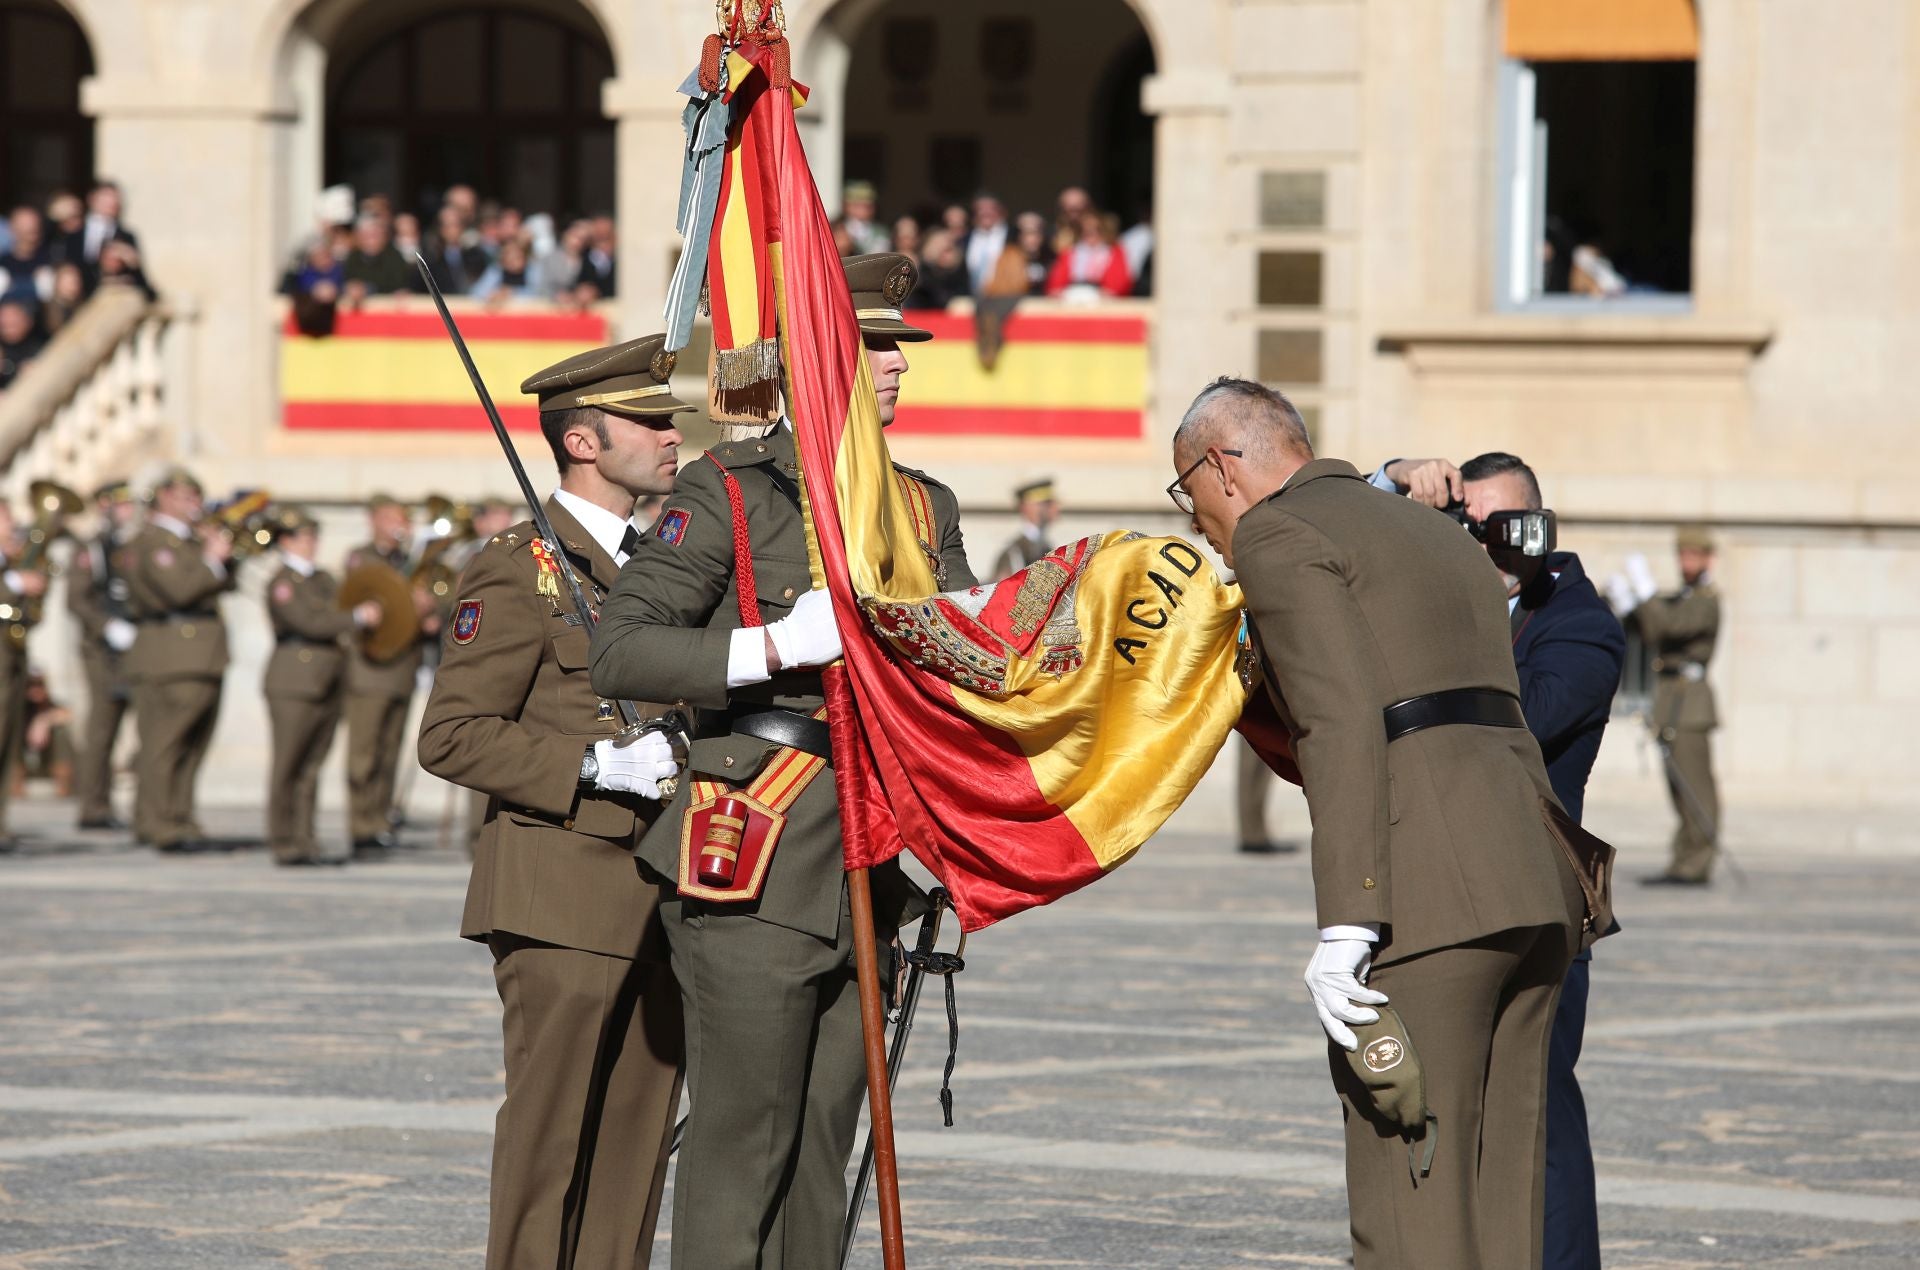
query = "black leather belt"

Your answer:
(1383, 688), (1527, 743)
(728, 707), (833, 762)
